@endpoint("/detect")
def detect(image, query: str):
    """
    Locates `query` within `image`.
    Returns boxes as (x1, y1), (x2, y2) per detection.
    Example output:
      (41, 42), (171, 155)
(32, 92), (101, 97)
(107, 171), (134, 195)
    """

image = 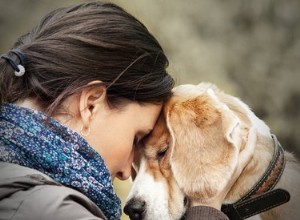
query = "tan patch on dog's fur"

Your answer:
(163, 93), (241, 202)
(129, 83), (300, 220)
(136, 113), (186, 216)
